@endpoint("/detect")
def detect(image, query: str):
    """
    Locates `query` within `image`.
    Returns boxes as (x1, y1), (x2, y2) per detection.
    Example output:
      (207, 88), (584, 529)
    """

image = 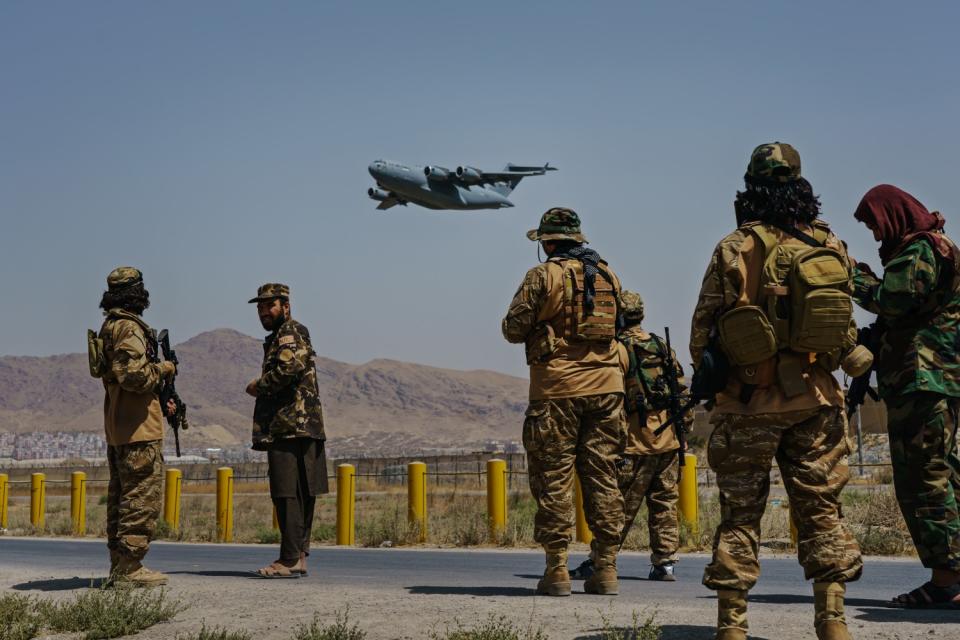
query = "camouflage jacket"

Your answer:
(99, 309), (165, 445)
(853, 235), (960, 398)
(502, 259), (624, 400)
(252, 318), (325, 450)
(689, 223), (849, 414)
